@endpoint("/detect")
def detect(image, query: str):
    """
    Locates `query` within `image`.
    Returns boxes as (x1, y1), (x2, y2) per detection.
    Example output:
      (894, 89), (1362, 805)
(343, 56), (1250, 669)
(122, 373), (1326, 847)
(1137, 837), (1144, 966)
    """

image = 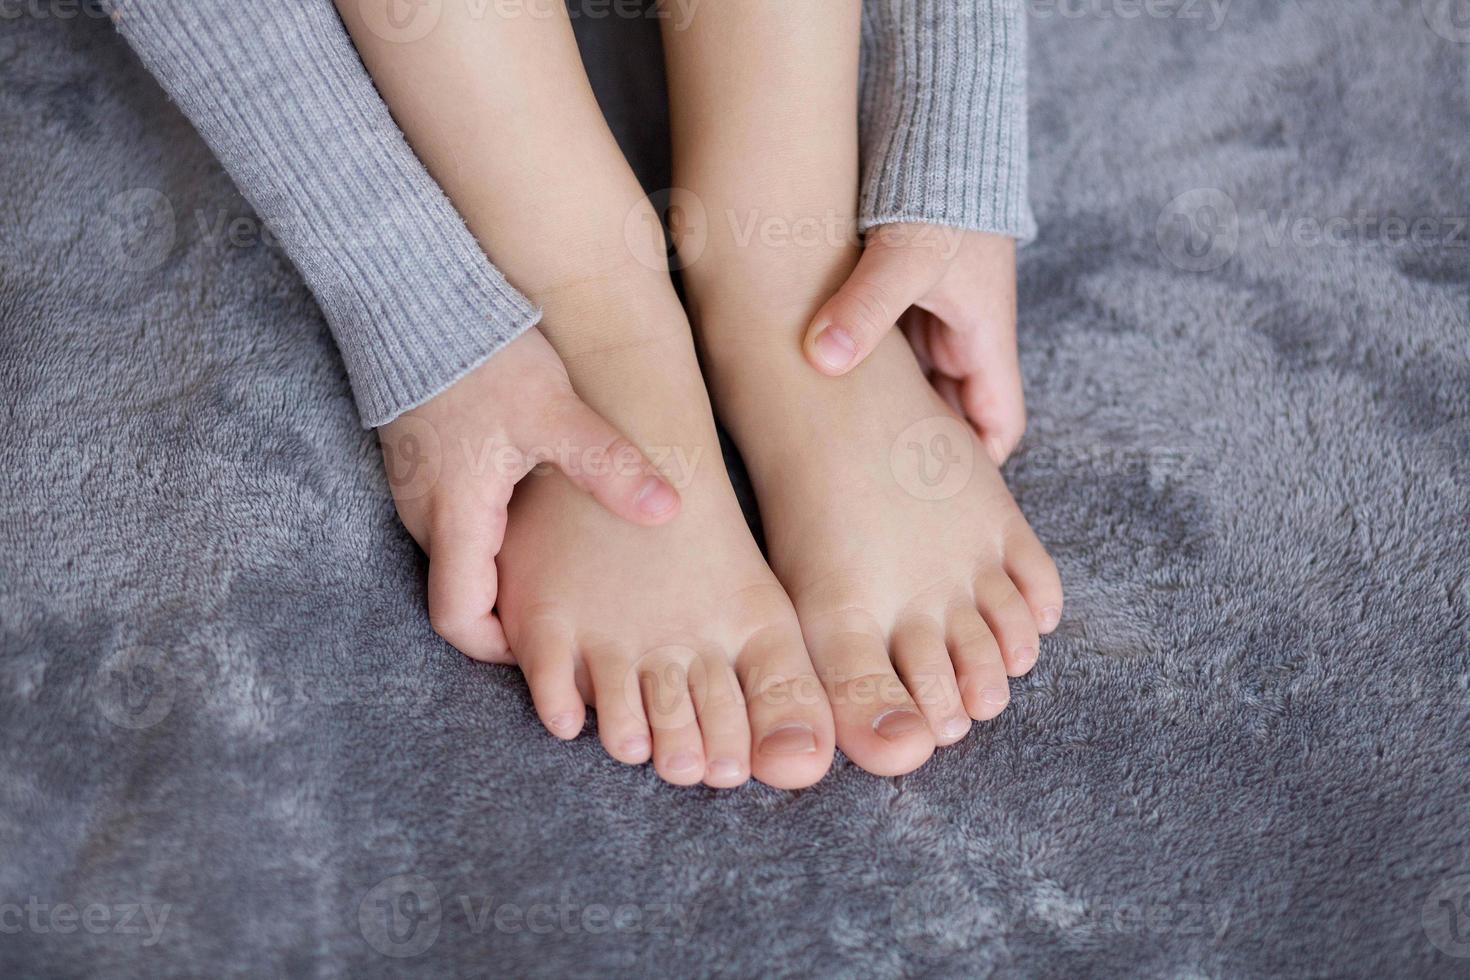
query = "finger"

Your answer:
(803, 227), (949, 376)
(959, 342), (1026, 465)
(930, 372), (966, 417)
(425, 505), (513, 664)
(532, 395), (681, 527)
